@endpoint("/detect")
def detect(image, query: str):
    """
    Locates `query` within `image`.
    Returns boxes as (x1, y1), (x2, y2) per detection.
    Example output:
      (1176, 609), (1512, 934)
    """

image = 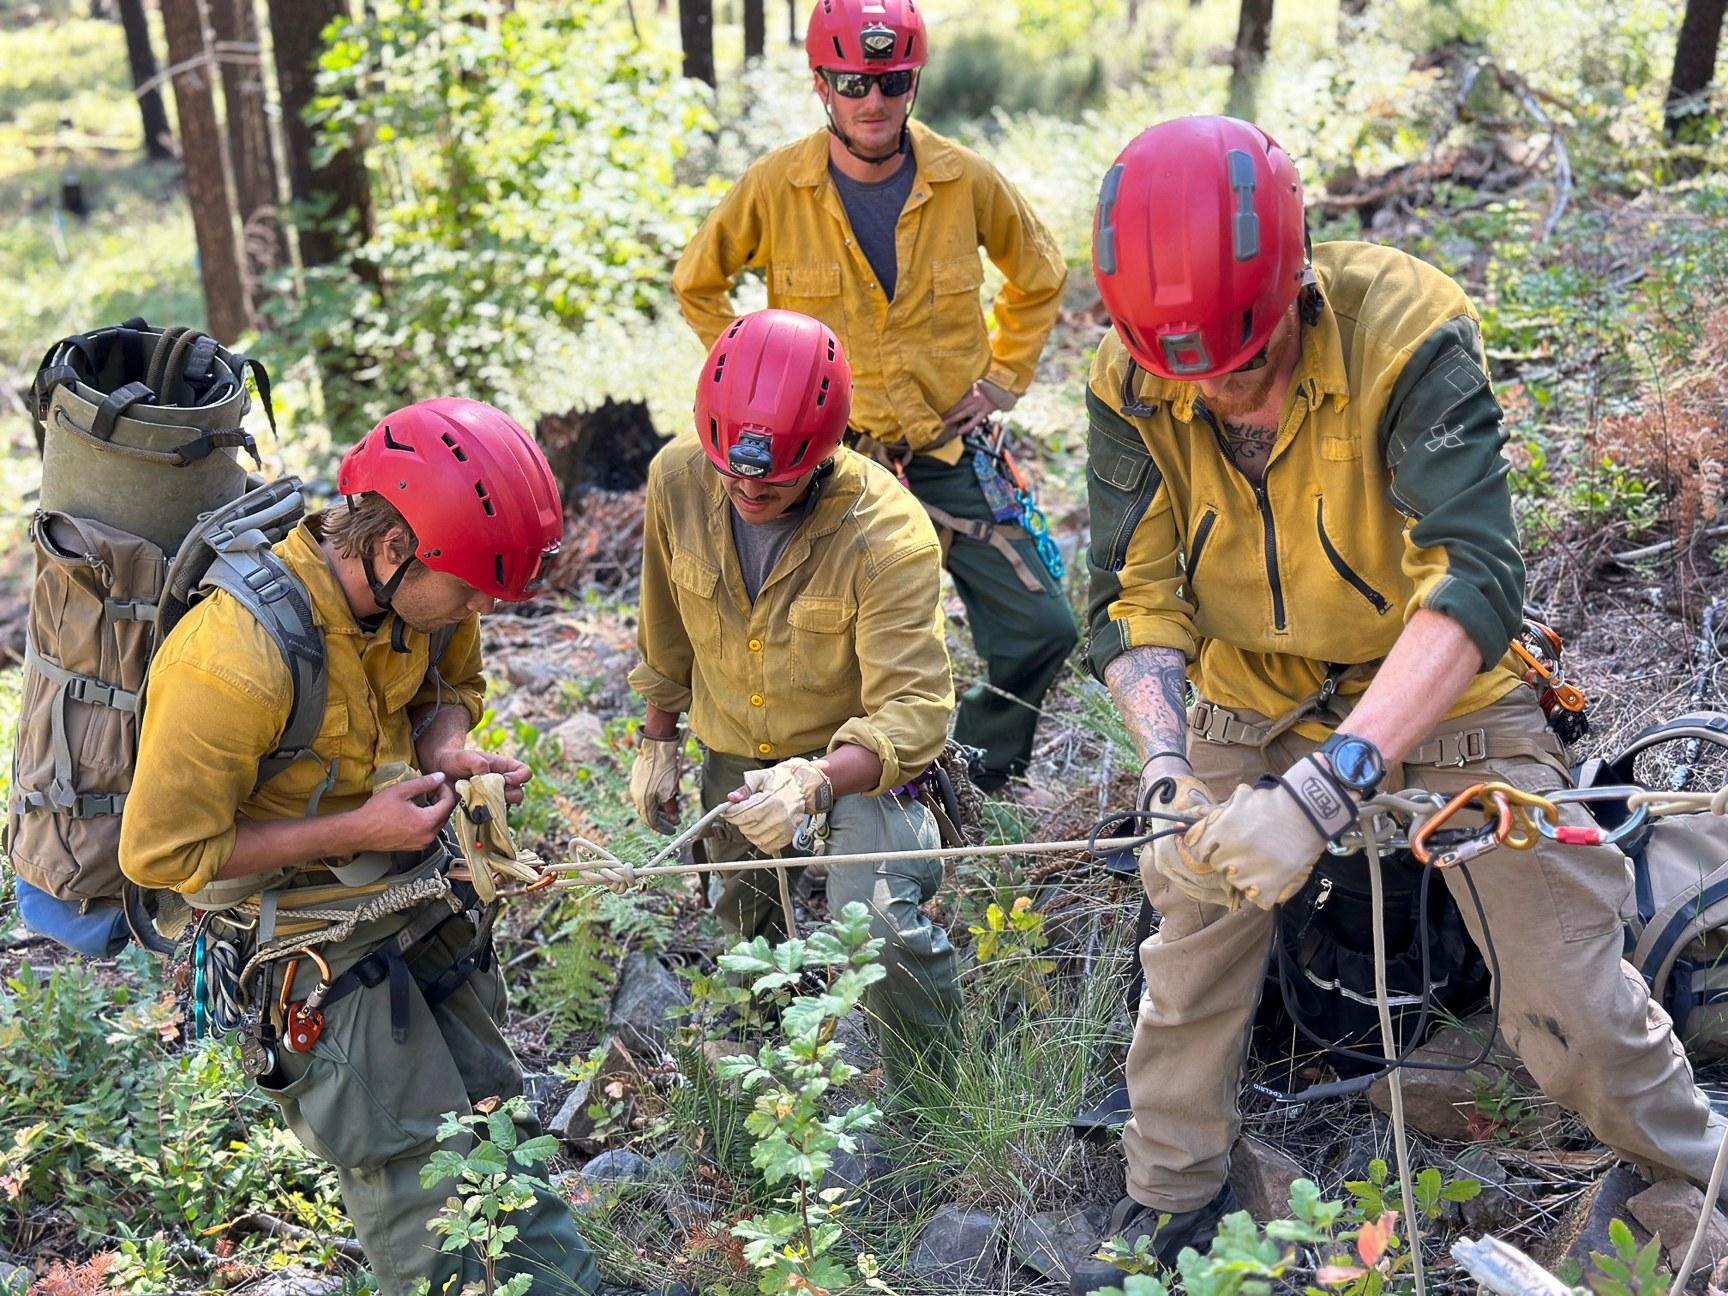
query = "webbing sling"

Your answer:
(16, 637), (135, 821)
